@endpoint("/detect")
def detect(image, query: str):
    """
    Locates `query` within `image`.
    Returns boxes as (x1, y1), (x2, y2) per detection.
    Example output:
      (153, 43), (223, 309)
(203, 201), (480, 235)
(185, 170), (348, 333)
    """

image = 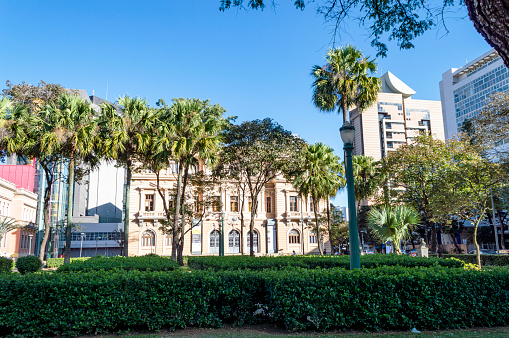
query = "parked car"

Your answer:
(364, 249), (375, 254)
(468, 249), (496, 254)
(408, 249), (417, 257)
